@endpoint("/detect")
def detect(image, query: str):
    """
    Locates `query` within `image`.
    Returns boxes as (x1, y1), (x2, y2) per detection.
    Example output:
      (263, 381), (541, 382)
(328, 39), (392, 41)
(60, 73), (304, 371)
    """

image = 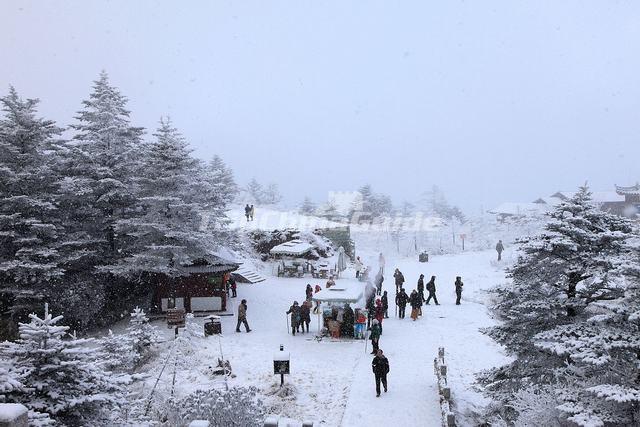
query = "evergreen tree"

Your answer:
(126, 306), (159, 368)
(299, 197), (316, 215)
(113, 117), (210, 275)
(479, 187), (639, 425)
(0, 304), (123, 425)
(0, 87), (64, 320)
(246, 178), (263, 203)
(65, 70), (145, 268)
(262, 183), (282, 204)
(206, 154), (237, 204)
